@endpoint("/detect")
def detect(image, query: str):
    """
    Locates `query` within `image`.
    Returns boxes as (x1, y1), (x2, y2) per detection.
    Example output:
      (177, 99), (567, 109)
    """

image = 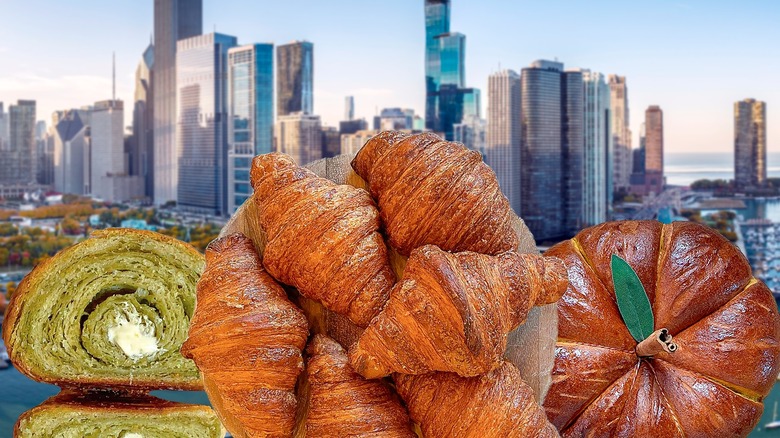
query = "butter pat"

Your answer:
(122, 433), (144, 438)
(107, 305), (159, 360)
